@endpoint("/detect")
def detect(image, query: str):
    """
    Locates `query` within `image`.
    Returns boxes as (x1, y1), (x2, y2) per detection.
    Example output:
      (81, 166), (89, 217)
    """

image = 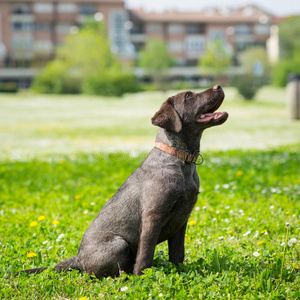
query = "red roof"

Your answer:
(130, 5), (275, 24)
